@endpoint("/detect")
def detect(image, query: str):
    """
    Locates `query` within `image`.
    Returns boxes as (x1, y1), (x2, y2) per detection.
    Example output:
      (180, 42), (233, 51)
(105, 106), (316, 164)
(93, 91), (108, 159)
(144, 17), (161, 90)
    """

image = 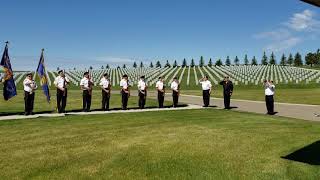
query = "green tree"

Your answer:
(244, 54), (249, 65)
(122, 64), (126, 68)
(190, 59), (195, 67)
(57, 67), (60, 71)
(106, 64), (110, 69)
(280, 54), (287, 66)
(156, 61), (161, 68)
(173, 60), (178, 67)
(89, 66), (93, 70)
(269, 52), (276, 65)
(305, 53), (317, 67)
(294, 52), (303, 66)
(101, 65), (104, 69)
(149, 62), (154, 68)
(287, 53), (293, 65)
(73, 67), (76, 70)
(215, 59), (223, 66)
(199, 56), (204, 67)
(234, 56), (240, 65)
(182, 58), (187, 67)
(208, 58), (213, 67)
(133, 62), (137, 68)
(140, 61), (144, 68)
(165, 60), (171, 68)
(261, 52), (268, 65)
(225, 56), (231, 66)
(251, 56), (257, 65)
